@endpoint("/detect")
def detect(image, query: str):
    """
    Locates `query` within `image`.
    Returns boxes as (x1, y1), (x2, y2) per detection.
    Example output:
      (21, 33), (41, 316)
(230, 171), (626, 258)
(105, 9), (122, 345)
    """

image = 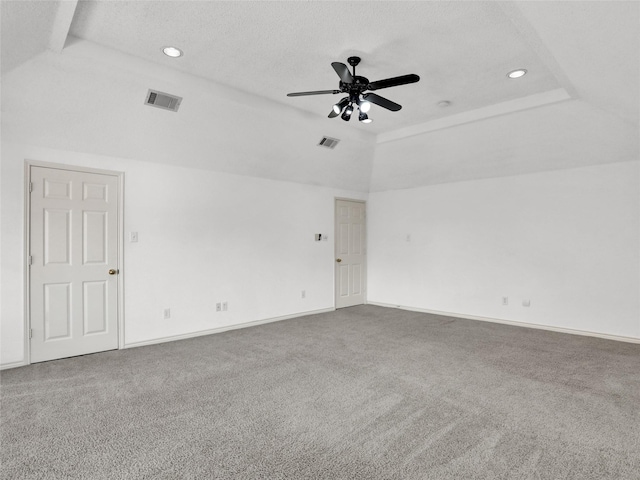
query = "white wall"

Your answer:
(2, 28), (638, 367)
(1, 142), (366, 366)
(368, 161), (640, 339)
(0, 38), (373, 367)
